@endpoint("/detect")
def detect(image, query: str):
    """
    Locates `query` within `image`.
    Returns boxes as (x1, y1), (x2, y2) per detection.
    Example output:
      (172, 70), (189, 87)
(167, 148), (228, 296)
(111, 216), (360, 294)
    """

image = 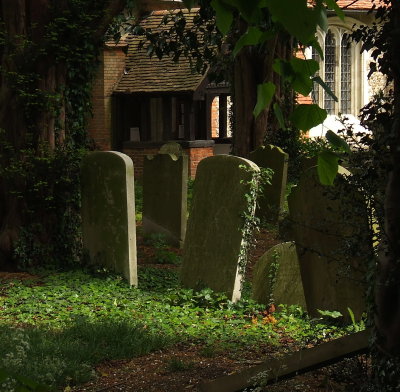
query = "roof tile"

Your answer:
(114, 9), (206, 94)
